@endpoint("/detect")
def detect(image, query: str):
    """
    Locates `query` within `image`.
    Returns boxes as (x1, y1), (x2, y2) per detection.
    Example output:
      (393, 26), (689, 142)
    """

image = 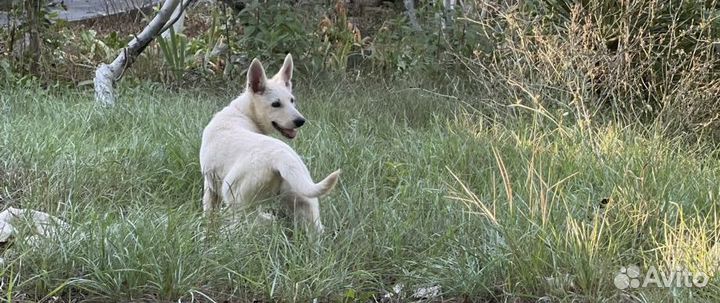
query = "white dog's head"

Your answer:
(245, 54), (304, 139)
